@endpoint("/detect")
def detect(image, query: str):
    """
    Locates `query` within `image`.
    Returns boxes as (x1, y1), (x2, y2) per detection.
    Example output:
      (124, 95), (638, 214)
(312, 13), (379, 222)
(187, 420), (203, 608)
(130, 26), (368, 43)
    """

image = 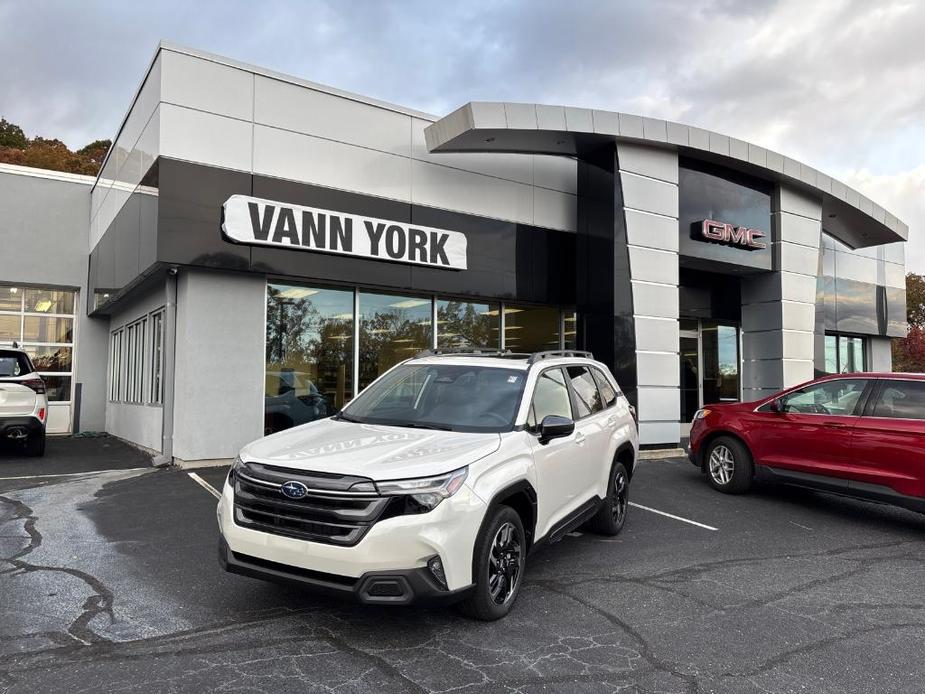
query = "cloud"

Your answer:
(0, 0), (921, 269)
